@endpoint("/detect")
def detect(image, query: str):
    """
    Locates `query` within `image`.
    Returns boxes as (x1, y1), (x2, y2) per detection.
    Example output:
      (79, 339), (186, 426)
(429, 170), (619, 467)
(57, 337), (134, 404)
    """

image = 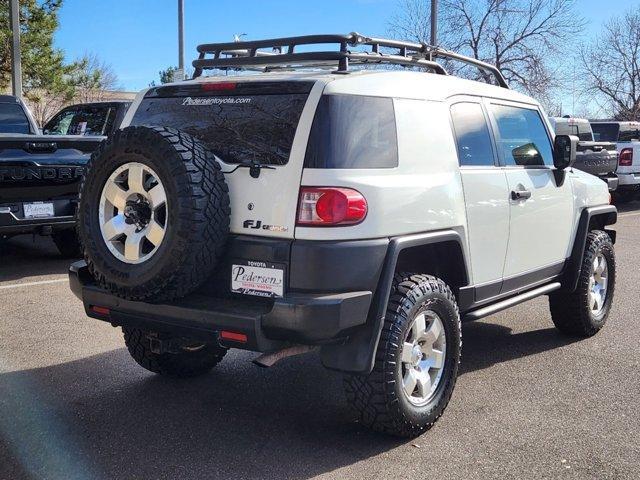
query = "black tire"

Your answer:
(344, 273), (461, 438)
(549, 230), (615, 336)
(52, 229), (82, 258)
(123, 327), (227, 377)
(78, 126), (230, 302)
